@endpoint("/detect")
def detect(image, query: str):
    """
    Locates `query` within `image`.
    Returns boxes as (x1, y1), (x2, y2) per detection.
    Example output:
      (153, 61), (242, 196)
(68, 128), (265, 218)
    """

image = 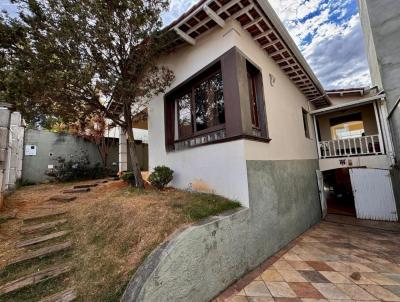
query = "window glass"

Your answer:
(194, 71), (225, 131)
(330, 113), (364, 139)
(247, 71), (260, 128)
(331, 121), (365, 139)
(177, 93), (192, 138)
(302, 109), (310, 138)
